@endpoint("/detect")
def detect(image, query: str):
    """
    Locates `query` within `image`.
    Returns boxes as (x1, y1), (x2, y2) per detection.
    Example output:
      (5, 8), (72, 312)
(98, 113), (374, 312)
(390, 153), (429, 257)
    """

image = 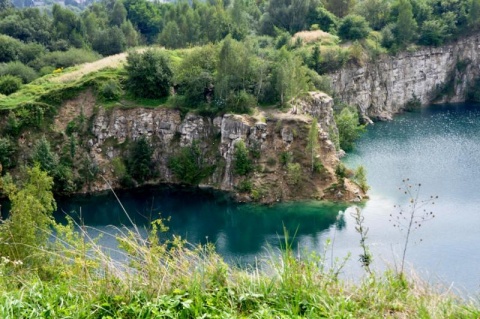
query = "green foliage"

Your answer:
(0, 75), (21, 95)
(353, 0), (391, 30)
(279, 151), (293, 166)
(31, 136), (58, 175)
(92, 26), (126, 56)
(125, 49), (173, 99)
(169, 141), (215, 185)
(324, 0), (357, 18)
(0, 137), (15, 170)
(0, 34), (22, 63)
(286, 162), (302, 185)
(354, 165), (369, 192)
(30, 48), (101, 71)
(126, 136), (154, 183)
(236, 179), (253, 193)
(0, 61), (38, 84)
(233, 140), (253, 176)
(404, 94), (421, 111)
(418, 19), (447, 46)
(335, 106), (366, 151)
(335, 162), (349, 179)
(272, 48), (309, 106)
(0, 164), (56, 263)
(394, 0), (417, 47)
(99, 79), (122, 101)
(338, 14), (371, 41)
